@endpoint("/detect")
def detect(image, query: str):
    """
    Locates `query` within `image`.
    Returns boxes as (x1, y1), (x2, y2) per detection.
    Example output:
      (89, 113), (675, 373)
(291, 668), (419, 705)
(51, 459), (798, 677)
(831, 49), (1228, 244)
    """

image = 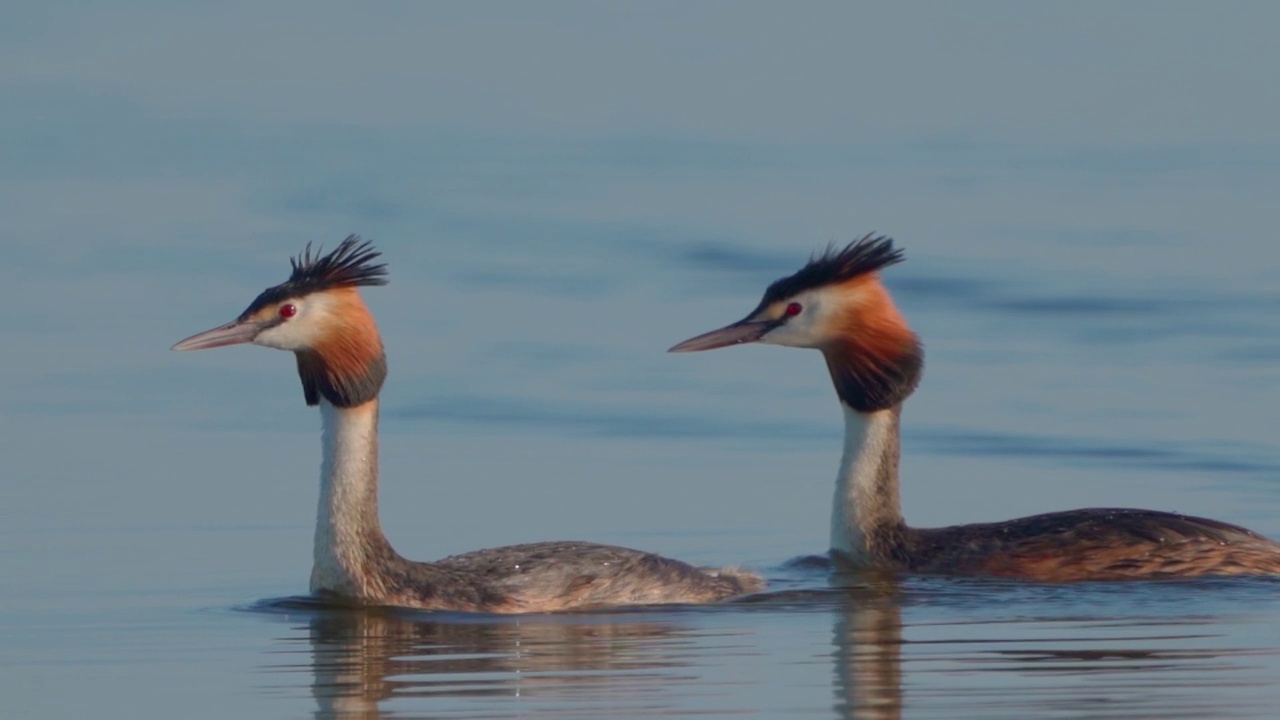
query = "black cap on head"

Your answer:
(758, 234), (902, 309)
(239, 235), (388, 320)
